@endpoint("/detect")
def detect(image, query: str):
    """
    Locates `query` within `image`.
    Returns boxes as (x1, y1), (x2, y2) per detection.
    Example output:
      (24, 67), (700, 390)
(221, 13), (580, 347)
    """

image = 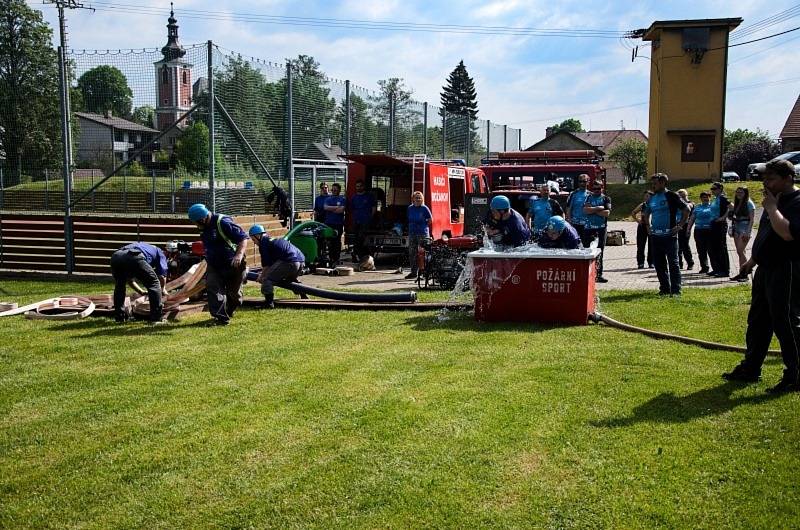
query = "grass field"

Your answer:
(1, 280), (798, 528)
